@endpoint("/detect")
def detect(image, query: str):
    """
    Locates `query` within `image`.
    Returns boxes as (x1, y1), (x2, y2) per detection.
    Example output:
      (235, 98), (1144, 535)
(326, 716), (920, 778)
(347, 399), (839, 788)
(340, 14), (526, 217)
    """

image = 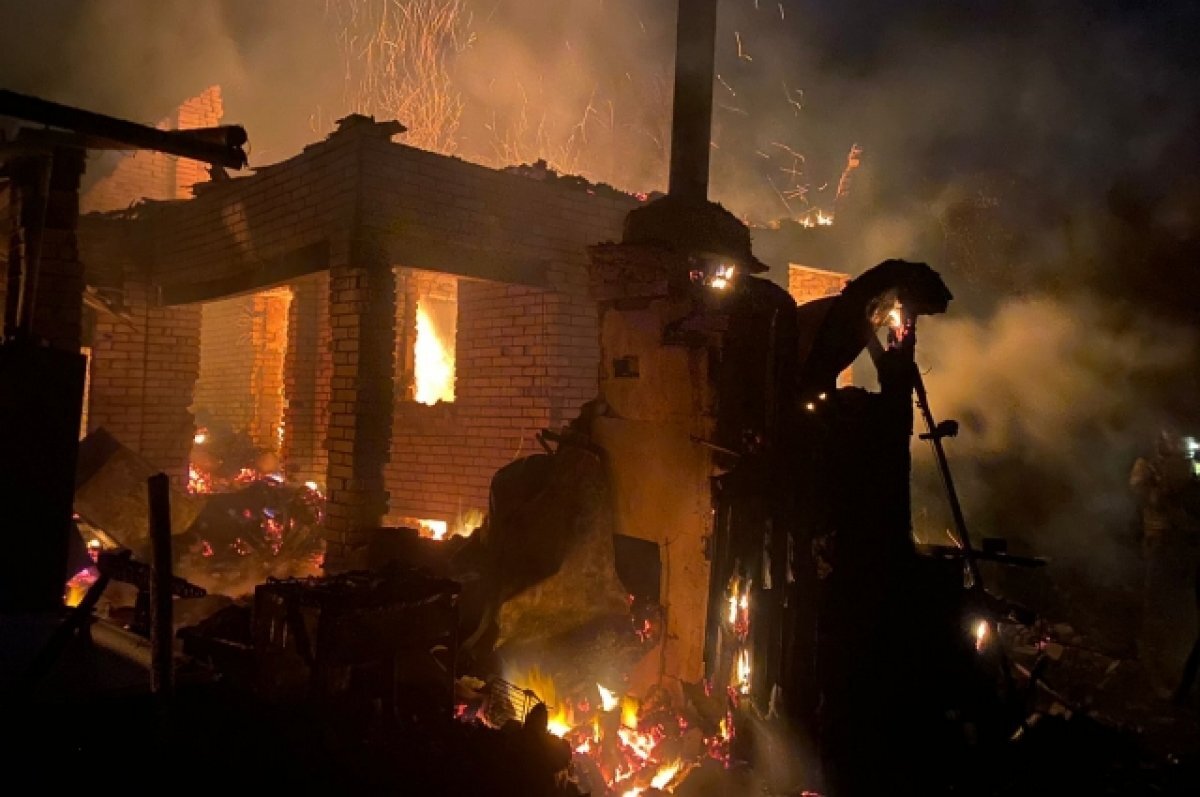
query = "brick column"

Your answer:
(28, 147), (86, 351)
(323, 241), (394, 567)
(281, 273), (330, 482)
